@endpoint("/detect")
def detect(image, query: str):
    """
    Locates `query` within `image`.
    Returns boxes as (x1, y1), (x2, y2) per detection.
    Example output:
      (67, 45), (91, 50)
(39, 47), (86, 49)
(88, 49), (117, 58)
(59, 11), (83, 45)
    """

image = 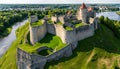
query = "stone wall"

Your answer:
(46, 23), (56, 34)
(30, 16), (38, 23)
(30, 22), (47, 45)
(54, 24), (66, 43)
(93, 17), (99, 30)
(76, 24), (94, 41)
(17, 42), (77, 69)
(17, 48), (32, 69)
